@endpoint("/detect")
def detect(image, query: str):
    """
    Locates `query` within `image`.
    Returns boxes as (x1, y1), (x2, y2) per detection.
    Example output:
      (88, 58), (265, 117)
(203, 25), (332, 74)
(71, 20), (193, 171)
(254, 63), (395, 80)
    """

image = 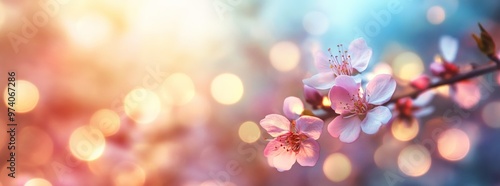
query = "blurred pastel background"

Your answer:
(1, 0), (500, 185)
